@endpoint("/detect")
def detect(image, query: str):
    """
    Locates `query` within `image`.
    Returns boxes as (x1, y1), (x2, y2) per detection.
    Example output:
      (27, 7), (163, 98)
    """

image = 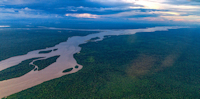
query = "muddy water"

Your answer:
(0, 26), (187, 98)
